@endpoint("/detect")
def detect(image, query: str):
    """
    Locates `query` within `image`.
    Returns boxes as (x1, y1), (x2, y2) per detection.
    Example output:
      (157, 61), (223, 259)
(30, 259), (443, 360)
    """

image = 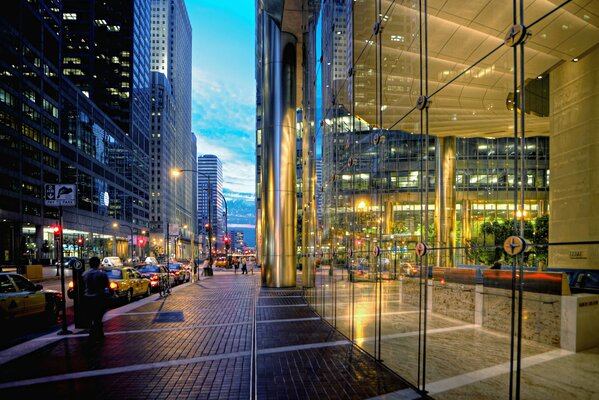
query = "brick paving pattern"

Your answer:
(0, 271), (421, 399)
